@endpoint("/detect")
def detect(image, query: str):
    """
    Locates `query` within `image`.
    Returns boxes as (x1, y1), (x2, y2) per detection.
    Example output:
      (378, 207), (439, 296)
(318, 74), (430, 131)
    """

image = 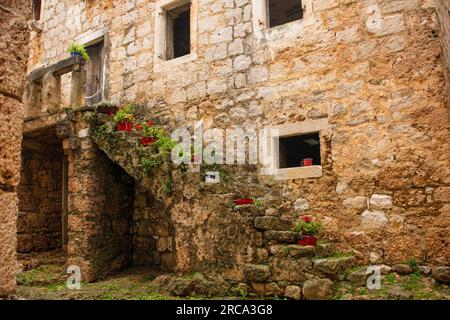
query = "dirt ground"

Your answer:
(14, 250), (450, 300)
